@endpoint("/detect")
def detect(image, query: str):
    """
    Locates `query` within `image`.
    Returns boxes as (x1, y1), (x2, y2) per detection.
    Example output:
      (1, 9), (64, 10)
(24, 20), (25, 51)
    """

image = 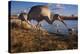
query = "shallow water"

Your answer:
(30, 20), (78, 35)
